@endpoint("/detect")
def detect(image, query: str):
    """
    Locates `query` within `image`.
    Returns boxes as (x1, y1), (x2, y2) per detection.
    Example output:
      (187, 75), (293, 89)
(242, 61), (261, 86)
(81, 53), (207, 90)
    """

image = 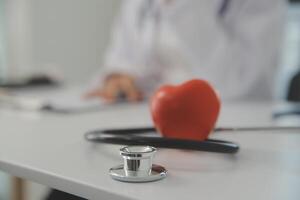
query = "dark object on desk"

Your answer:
(287, 70), (300, 102)
(273, 102), (300, 119)
(85, 128), (240, 154)
(45, 189), (87, 200)
(0, 74), (59, 89)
